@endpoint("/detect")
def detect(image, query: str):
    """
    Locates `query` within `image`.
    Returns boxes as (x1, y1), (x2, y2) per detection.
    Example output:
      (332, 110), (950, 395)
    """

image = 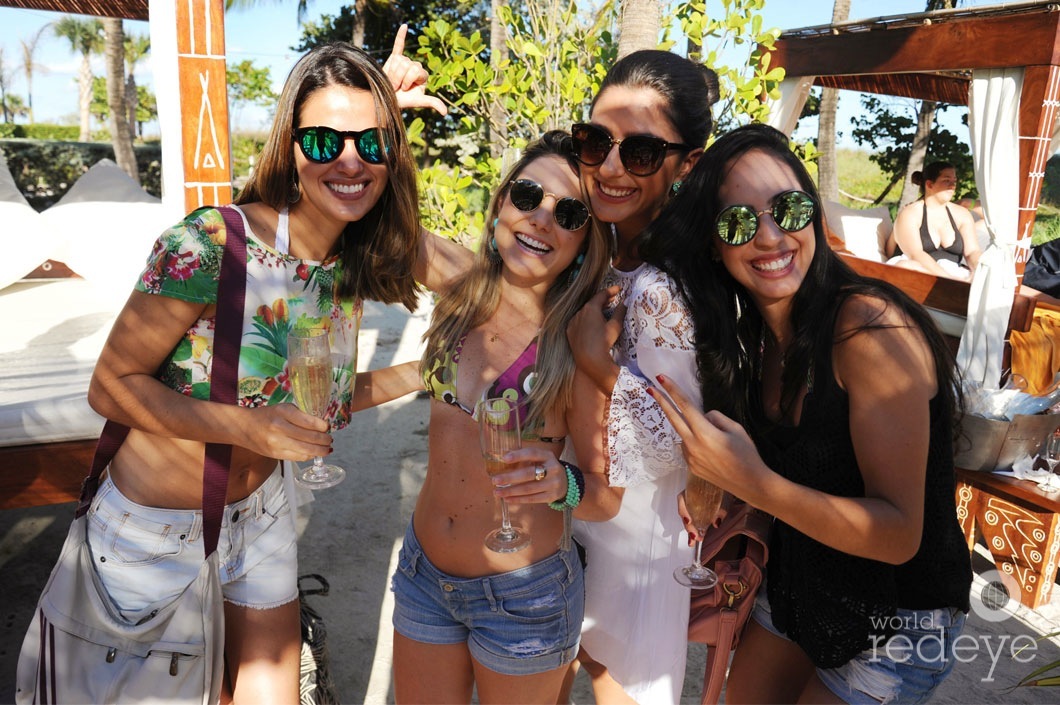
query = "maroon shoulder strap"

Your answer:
(77, 206), (248, 558)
